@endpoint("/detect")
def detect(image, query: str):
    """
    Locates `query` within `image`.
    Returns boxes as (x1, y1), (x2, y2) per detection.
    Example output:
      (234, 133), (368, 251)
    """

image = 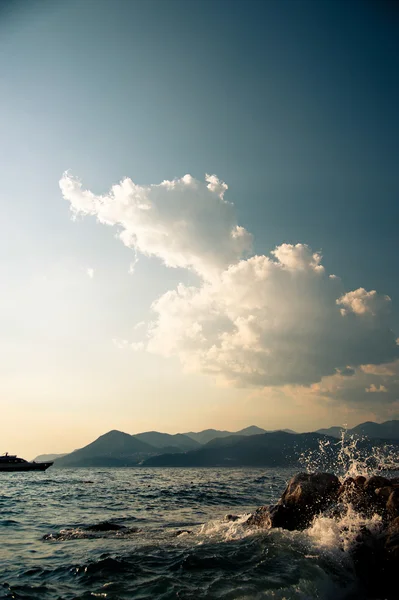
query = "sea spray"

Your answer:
(299, 427), (399, 479)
